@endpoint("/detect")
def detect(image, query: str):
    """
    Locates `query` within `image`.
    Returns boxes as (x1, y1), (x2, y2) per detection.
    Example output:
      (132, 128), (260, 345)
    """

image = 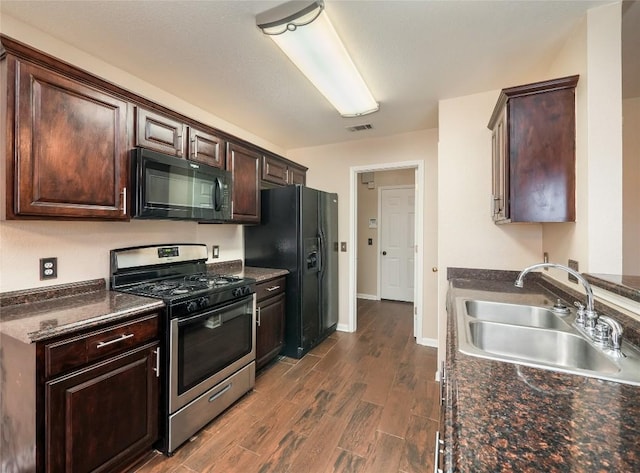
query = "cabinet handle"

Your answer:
(265, 285), (281, 292)
(434, 431), (443, 473)
(492, 194), (502, 215)
(440, 361), (446, 406)
(256, 307), (261, 327)
(96, 333), (134, 349)
(153, 347), (160, 378)
(121, 187), (127, 215)
(285, 168), (289, 182)
(191, 136), (197, 159)
(175, 133), (183, 152)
